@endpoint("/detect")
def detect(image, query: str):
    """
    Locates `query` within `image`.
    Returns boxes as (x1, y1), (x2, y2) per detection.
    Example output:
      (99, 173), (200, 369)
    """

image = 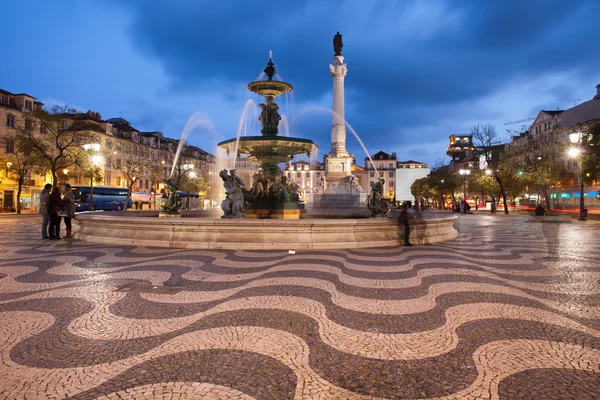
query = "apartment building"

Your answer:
(363, 151), (397, 199)
(0, 89), (46, 211)
(0, 87), (217, 212)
